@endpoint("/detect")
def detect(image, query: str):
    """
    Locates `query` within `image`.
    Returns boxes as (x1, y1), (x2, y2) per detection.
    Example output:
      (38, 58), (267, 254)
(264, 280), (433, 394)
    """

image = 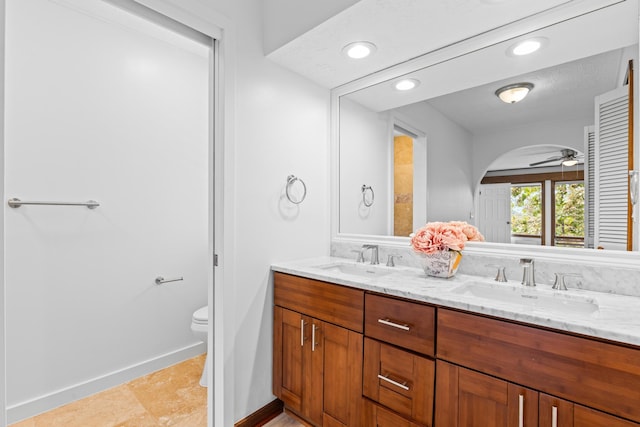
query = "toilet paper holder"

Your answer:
(155, 276), (183, 285)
